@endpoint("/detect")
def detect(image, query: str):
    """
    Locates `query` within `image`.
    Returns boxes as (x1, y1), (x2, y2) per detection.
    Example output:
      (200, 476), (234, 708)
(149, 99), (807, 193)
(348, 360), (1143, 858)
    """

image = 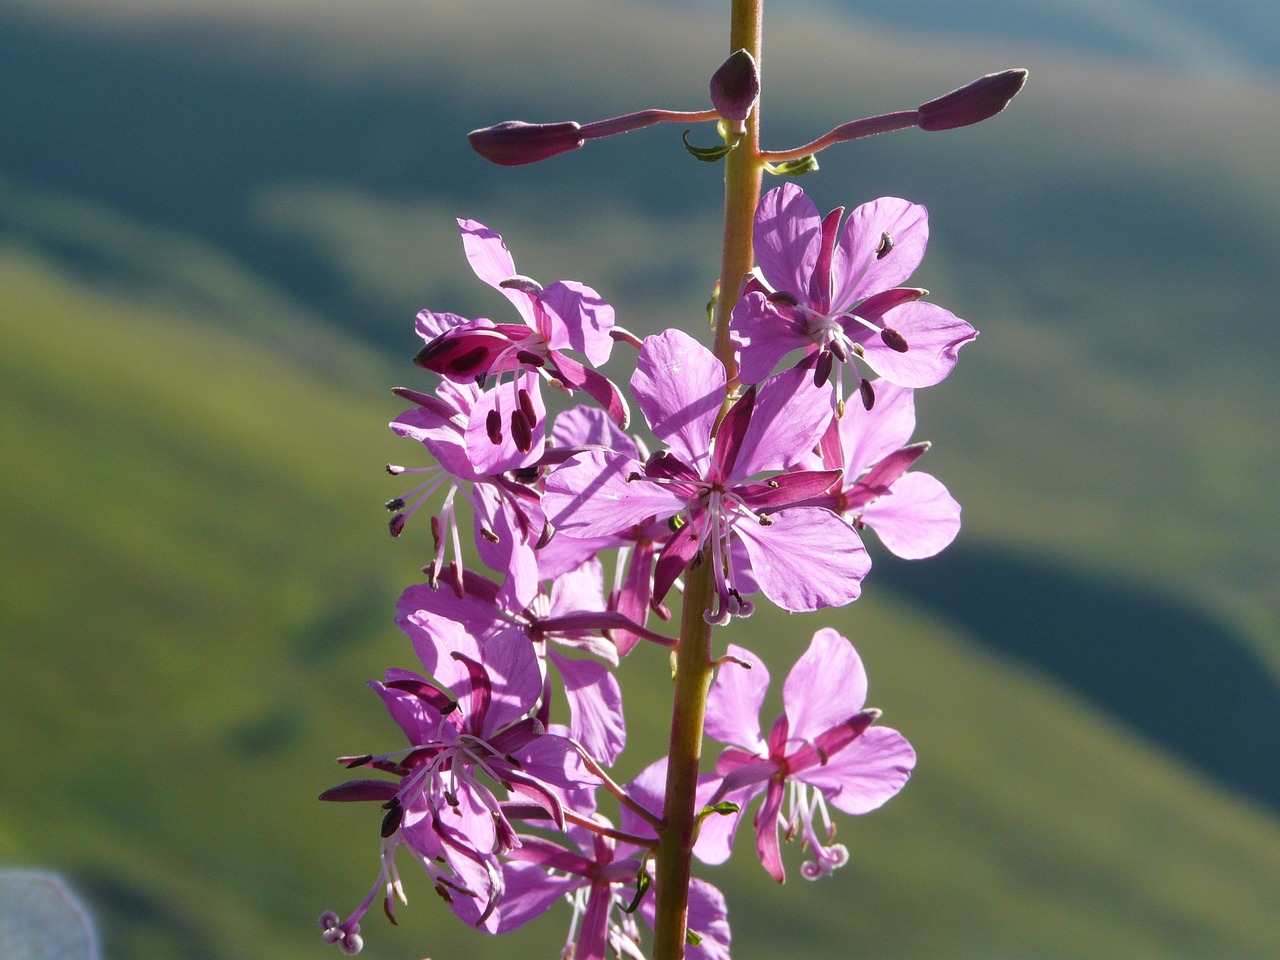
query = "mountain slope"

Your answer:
(2, 234), (1279, 958)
